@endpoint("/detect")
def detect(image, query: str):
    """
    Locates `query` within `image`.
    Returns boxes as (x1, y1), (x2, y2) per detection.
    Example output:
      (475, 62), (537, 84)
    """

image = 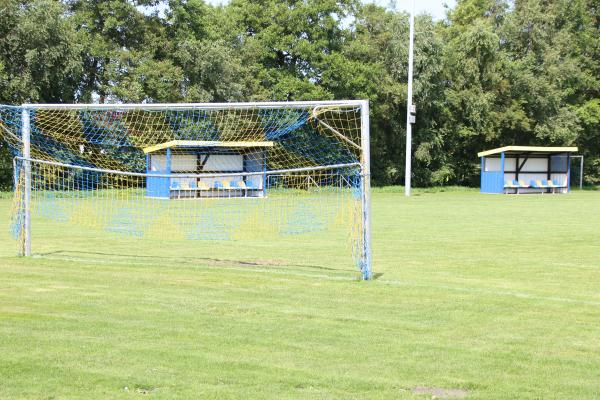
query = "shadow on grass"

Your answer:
(371, 272), (384, 280)
(580, 185), (600, 191)
(37, 250), (363, 281)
